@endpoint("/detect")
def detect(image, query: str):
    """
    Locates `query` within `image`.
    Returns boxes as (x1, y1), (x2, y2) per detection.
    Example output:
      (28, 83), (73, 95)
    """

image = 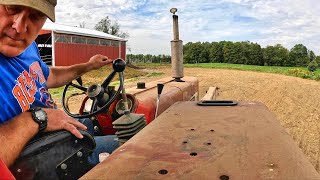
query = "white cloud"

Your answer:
(54, 0), (320, 55)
